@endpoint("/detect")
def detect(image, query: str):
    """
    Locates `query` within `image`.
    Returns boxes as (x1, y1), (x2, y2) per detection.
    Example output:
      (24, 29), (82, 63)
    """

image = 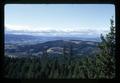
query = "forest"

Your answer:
(4, 18), (115, 79)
